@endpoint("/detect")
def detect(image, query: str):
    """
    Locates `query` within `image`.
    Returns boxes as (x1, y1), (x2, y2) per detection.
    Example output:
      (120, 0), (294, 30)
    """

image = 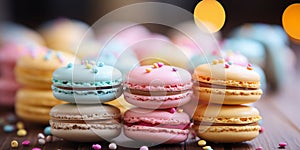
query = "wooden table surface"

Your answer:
(1, 48), (300, 150)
